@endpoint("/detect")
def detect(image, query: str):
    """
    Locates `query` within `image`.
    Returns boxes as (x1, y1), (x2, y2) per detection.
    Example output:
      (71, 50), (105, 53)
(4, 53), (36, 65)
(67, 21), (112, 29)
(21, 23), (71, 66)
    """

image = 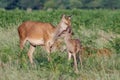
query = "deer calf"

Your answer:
(64, 28), (82, 72)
